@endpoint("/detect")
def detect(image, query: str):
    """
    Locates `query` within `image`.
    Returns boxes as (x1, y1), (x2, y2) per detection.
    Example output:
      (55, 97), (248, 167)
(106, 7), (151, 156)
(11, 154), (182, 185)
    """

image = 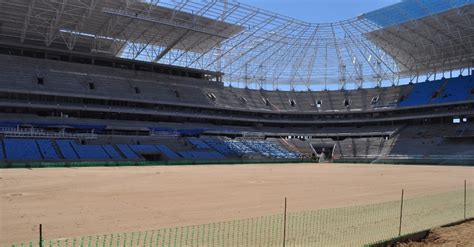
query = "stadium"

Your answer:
(0, 0), (473, 246)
